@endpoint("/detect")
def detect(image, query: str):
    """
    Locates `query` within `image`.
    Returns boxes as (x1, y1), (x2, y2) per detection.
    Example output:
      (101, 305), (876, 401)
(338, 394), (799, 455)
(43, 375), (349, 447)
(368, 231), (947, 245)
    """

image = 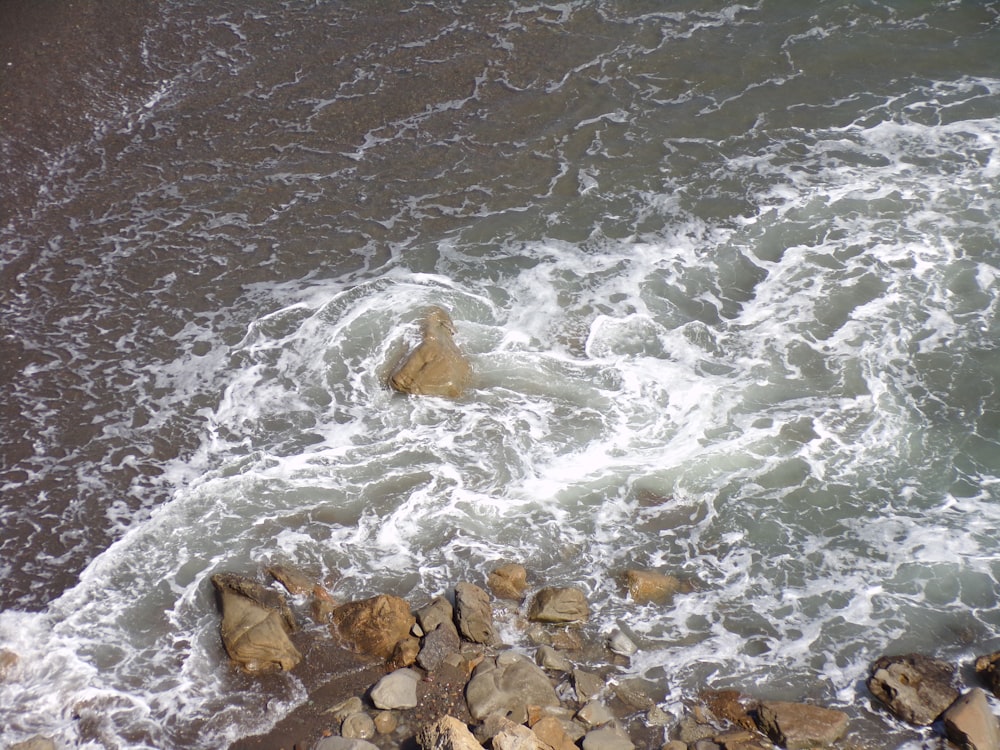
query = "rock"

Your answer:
(699, 689), (760, 732)
(755, 701), (848, 750)
(494, 719), (549, 750)
(714, 730), (772, 750)
(0, 649), (19, 680)
(489, 563), (529, 600)
(313, 738), (379, 750)
(419, 622), (463, 672)
(266, 563), (315, 596)
(210, 572), (301, 672)
(577, 700), (616, 728)
(327, 696), (365, 723)
(573, 669), (605, 702)
(536, 645), (573, 672)
(417, 715), (483, 750)
(389, 306), (472, 398)
(867, 653), (959, 725)
(528, 587), (589, 623)
(8, 738), (56, 750)
(943, 688), (1000, 750)
(532, 716), (580, 750)
(388, 635), (421, 669)
(465, 651), (560, 722)
(416, 596), (455, 635)
(625, 569), (683, 603)
(331, 594), (415, 659)
(342, 711), (377, 740)
(454, 582), (497, 645)
(608, 630), (637, 657)
(976, 652), (1000, 697)
(581, 725), (635, 750)
(370, 667), (421, 710)
(374, 710), (398, 734)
